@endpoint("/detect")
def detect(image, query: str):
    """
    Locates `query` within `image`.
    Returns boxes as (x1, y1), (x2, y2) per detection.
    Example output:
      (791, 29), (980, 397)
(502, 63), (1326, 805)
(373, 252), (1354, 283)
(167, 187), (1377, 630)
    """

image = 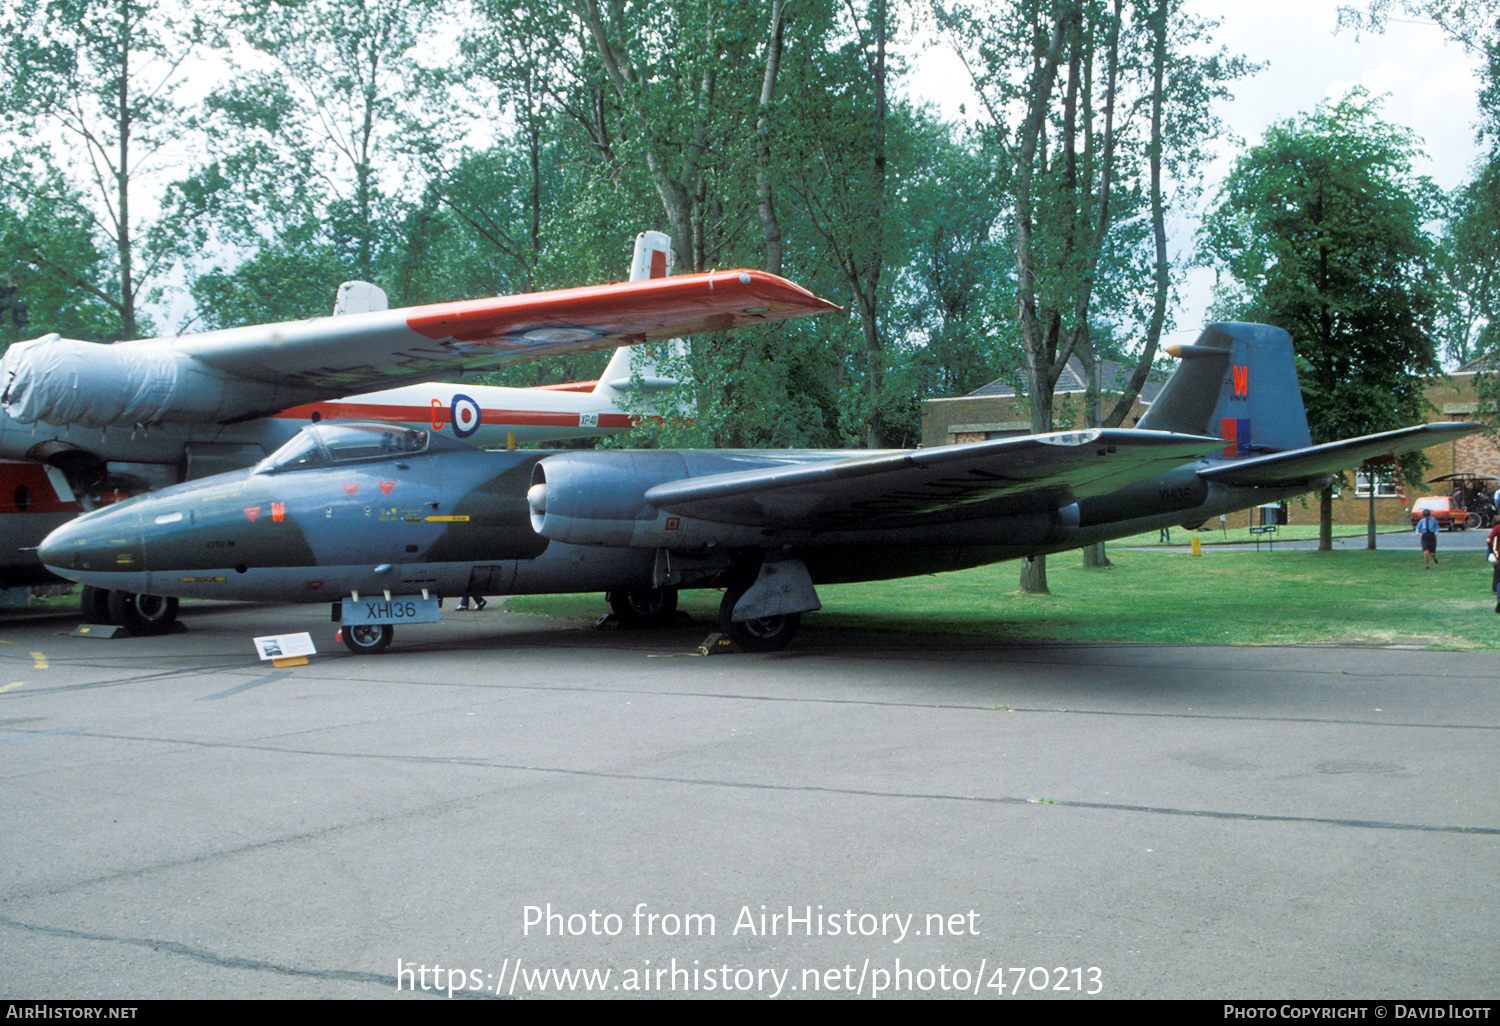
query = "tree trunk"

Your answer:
(1020, 556), (1048, 594)
(116, 0), (135, 339)
(1319, 484), (1334, 552)
(754, 0), (785, 276)
(1012, 16), (1068, 596)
